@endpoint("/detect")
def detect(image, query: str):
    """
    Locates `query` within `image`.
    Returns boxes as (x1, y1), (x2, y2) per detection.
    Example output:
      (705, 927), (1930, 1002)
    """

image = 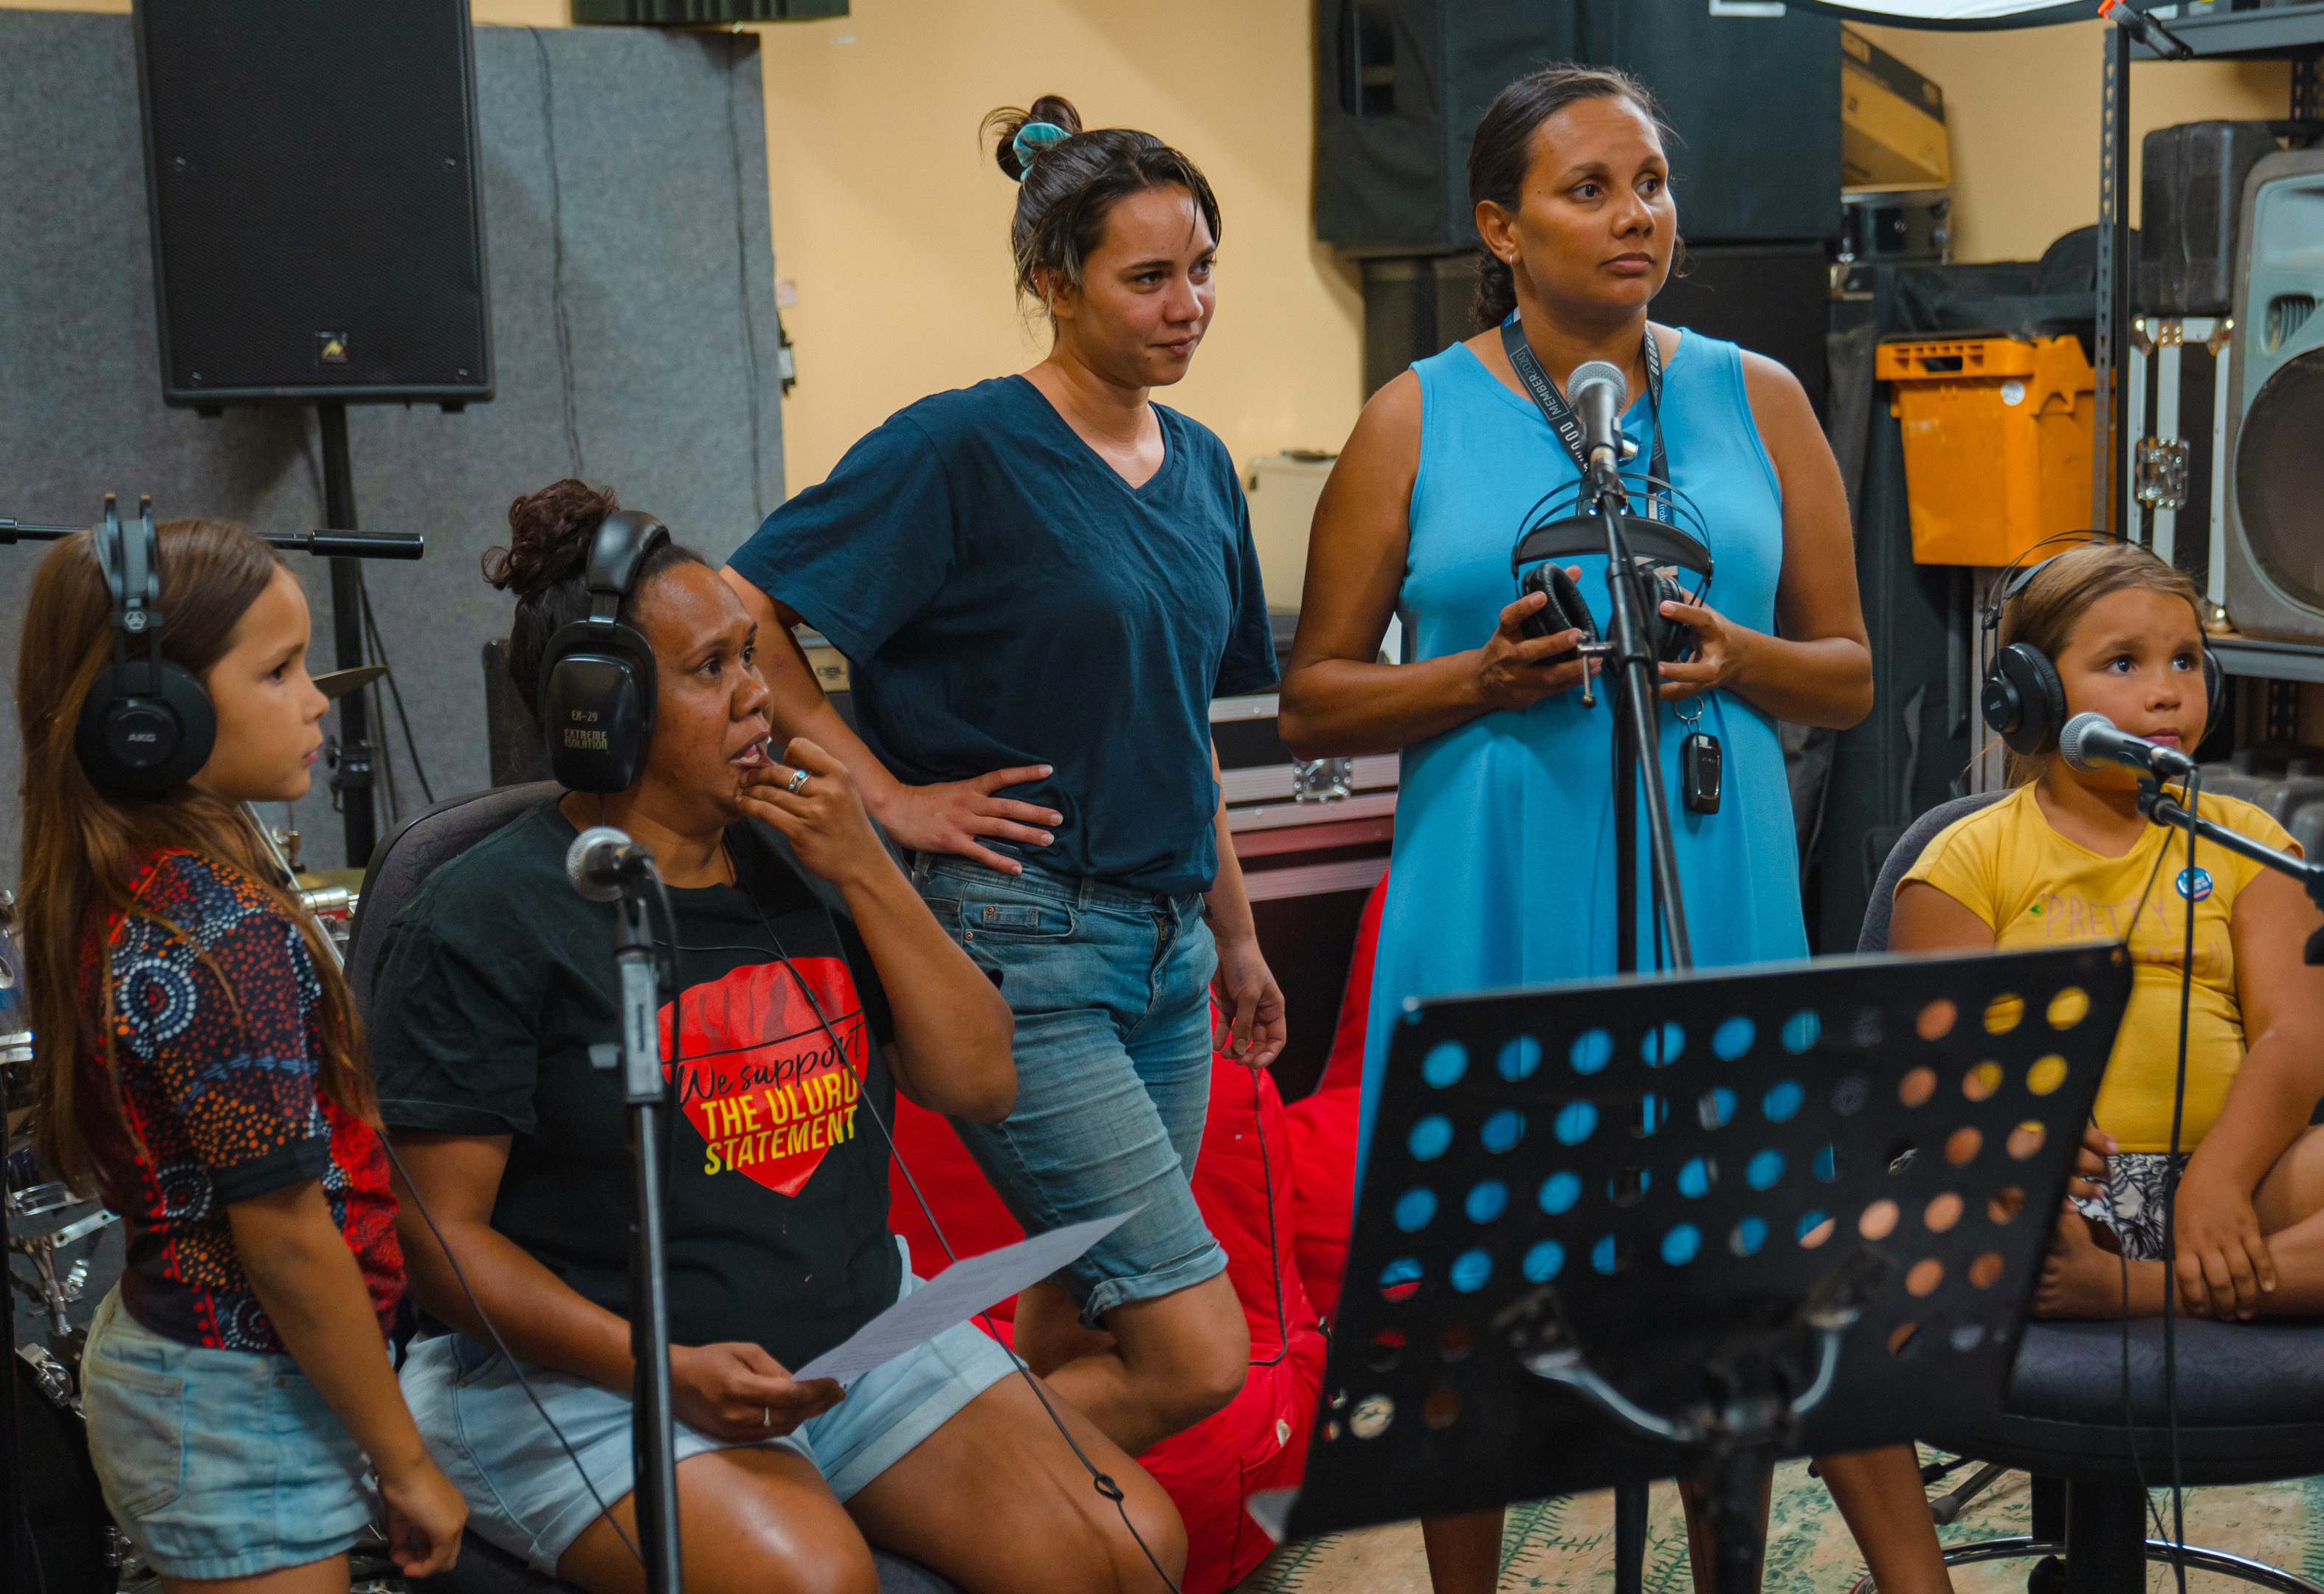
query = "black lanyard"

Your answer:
(1500, 318), (1669, 520)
